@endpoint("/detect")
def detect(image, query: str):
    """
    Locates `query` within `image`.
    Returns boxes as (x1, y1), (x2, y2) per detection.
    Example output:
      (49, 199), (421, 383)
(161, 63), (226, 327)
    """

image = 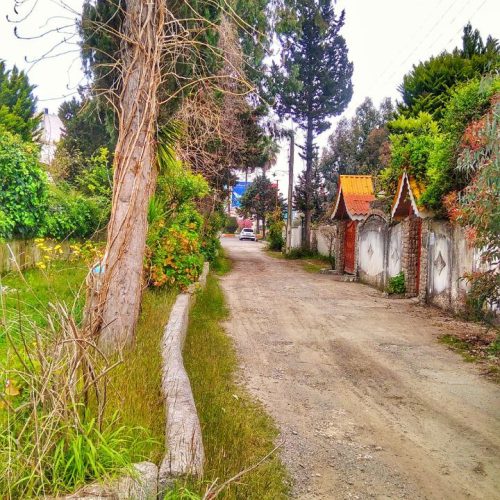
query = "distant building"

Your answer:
(39, 108), (64, 165)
